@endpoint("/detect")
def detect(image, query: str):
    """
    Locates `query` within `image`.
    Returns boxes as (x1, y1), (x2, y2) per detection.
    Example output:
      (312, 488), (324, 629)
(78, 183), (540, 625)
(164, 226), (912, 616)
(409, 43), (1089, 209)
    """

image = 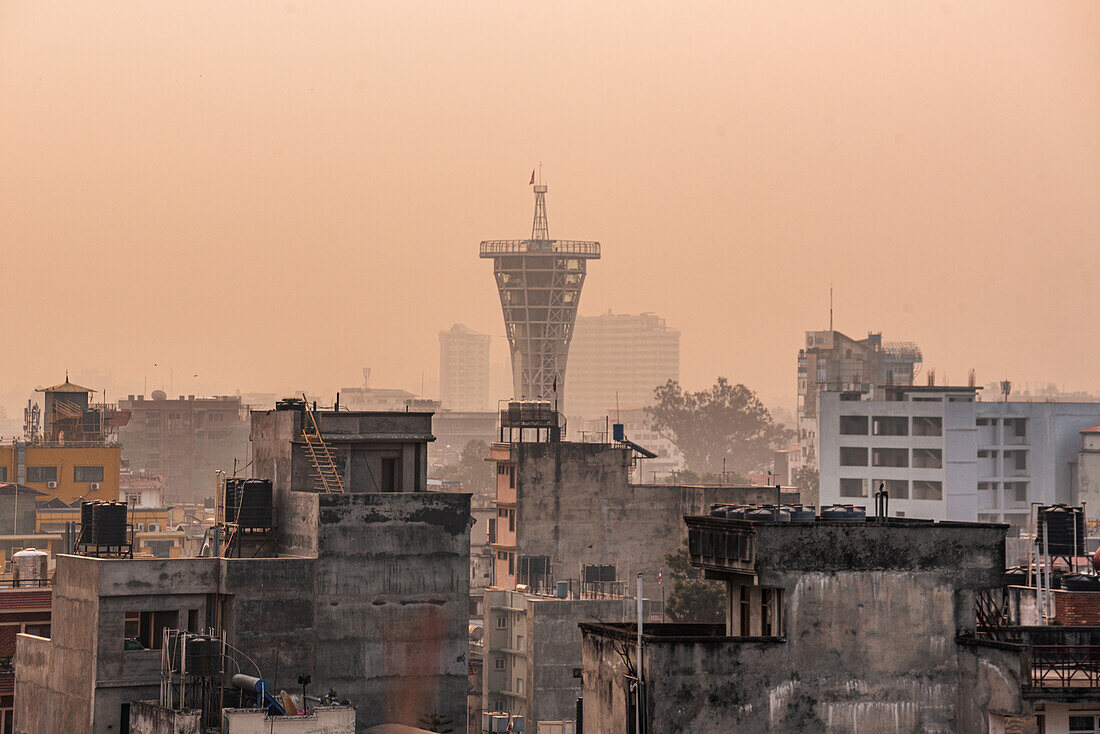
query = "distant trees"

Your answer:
(432, 440), (494, 500)
(663, 540), (724, 623)
(793, 466), (819, 499)
(646, 378), (790, 476)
